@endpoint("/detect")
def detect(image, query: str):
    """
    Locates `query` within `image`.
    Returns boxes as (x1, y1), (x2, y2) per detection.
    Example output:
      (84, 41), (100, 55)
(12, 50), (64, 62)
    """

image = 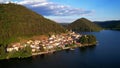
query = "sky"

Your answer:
(1, 0), (120, 23)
